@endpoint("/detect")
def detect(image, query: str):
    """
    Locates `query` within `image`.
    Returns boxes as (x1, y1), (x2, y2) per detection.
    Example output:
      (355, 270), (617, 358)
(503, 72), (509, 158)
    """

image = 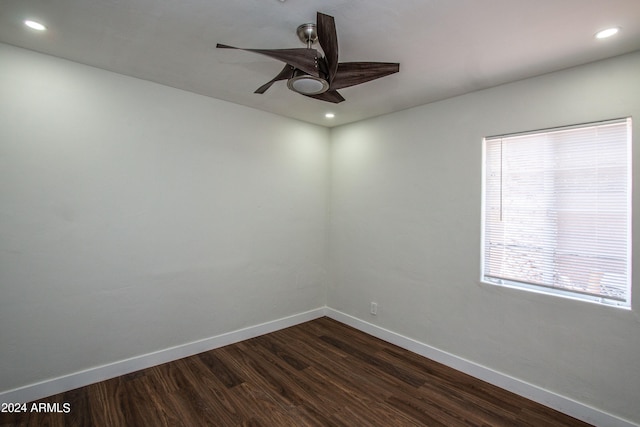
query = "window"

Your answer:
(481, 118), (632, 307)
